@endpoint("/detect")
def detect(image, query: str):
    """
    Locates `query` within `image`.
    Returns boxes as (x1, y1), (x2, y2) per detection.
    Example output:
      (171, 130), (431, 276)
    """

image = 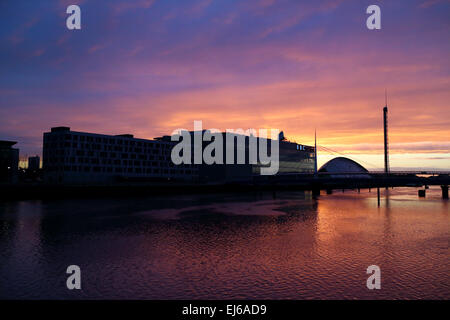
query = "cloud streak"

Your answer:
(0, 0), (449, 169)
